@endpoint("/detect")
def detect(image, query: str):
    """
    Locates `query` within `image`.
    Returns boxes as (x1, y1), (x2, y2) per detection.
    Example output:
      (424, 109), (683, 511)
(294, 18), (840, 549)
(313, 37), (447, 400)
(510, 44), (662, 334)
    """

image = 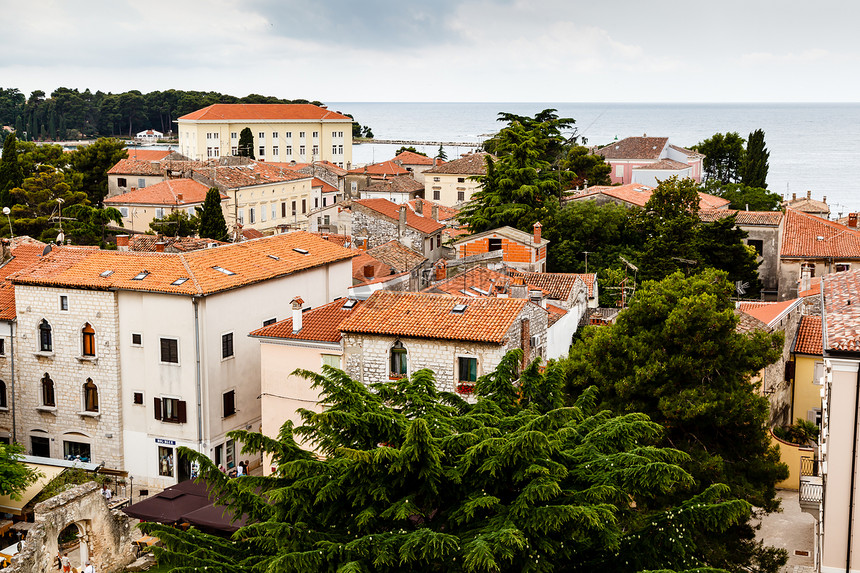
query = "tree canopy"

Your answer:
(238, 128), (254, 159)
(692, 132), (745, 184)
(68, 137), (127, 206)
(0, 442), (40, 499)
(0, 132), (23, 207)
(395, 146), (426, 157)
(699, 181), (782, 212)
(198, 188), (229, 241)
(563, 269), (789, 571)
(144, 353), (753, 572)
(740, 129), (770, 189)
(150, 209), (199, 237)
